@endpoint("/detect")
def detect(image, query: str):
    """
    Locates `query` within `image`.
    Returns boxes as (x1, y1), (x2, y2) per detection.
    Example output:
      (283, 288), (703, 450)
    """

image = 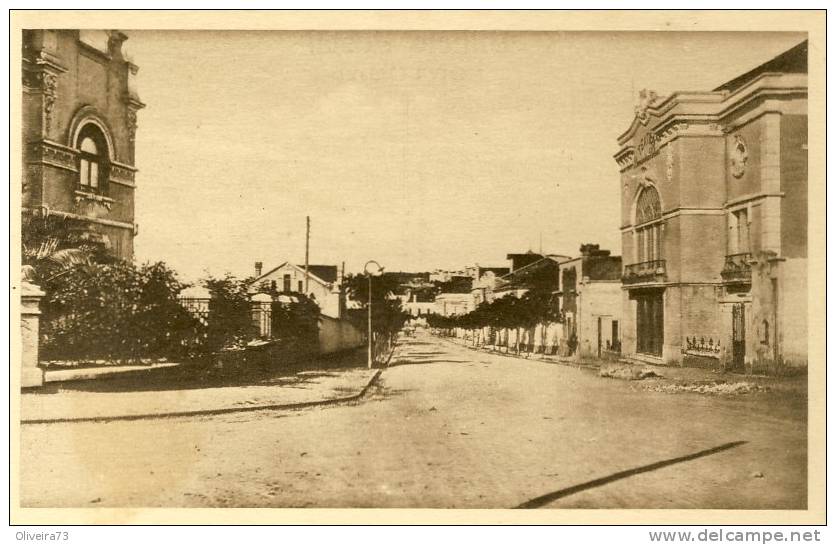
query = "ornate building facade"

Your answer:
(23, 30), (144, 260)
(615, 41), (807, 373)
